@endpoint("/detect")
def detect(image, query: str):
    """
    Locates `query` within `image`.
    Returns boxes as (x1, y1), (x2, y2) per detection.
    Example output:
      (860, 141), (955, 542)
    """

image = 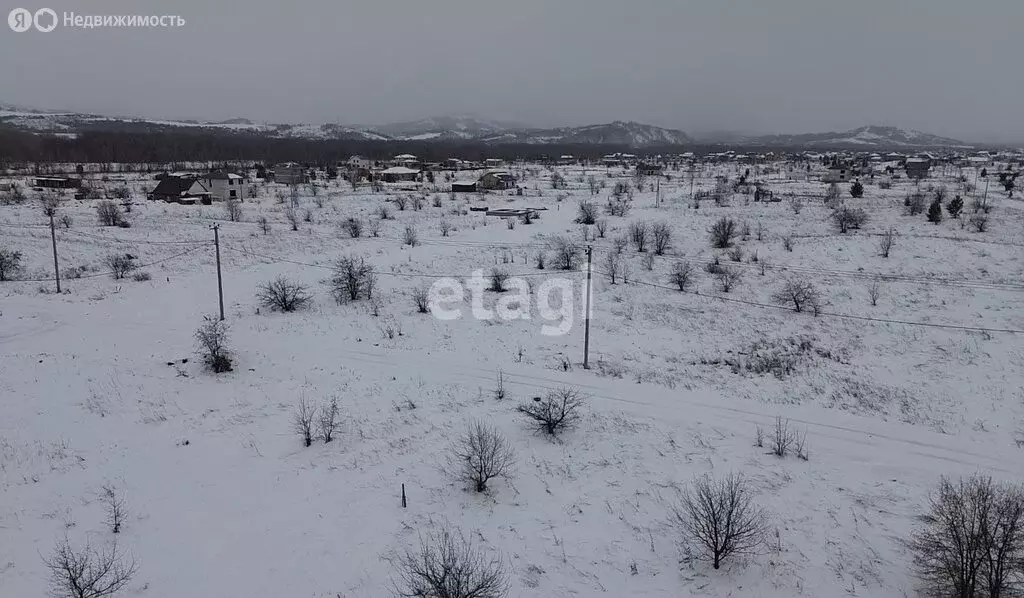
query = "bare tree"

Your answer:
(604, 251), (625, 284)
(629, 221), (649, 252)
(595, 218), (608, 238)
(224, 198), (243, 222)
(550, 236), (581, 270)
(831, 206), (868, 233)
(257, 216), (271, 235)
(195, 316), (232, 373)
(517, 387), (585, 436)
(789, 197), (804, 215)
(284, 207), (300, 231)
(0, 247), (24, 281)
(770, 416), (798, 457)
(378, 203), (393, 220)
(969, 213), (989, 233)
(328, 255), (376, 303)
(403, 225), (419, 247)
(101, 485), (126, 534)
(612, 235), (628, 255)
(709, 217), (737, 248)
(867, 279), (883, 307)
(448, 421), (516, 492)
(669, 473), (769, 570)
(878, 227), (896, 258)
(440, 219), (452, 237)
(412, 285), (431, 312)
(293, 396), (315, 447)
(394, 195), (408, 211)
(258, 276), (312, 312)
(104, 254), (137, 280)
(343, 217), (363, 238)
(59, 213), (74, 229)
(44, 536), (137, 598)
(488, 268), (509, 293)
(771, 280), (822, 314)
(781, 235), (794, 252)
(95, 201), (125, 227)
(669, 261), (696, 292)
(392, 527), (509, 598)
(651, 221), (672, 255)
(575, 200), (598, 225)
(715, 266), (742, 293)
(318, 396), (340, 443)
